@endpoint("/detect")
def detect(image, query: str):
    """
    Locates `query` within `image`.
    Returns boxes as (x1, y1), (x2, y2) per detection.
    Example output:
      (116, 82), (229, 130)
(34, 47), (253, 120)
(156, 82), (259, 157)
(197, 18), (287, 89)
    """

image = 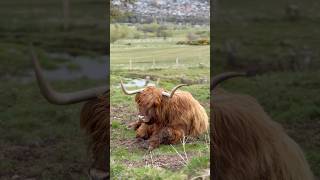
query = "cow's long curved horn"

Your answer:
(162, 84), (189, 98)
(31, 47), (108, 105)
(120, 80), (144, 95)
(211, 72), (249, 89)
